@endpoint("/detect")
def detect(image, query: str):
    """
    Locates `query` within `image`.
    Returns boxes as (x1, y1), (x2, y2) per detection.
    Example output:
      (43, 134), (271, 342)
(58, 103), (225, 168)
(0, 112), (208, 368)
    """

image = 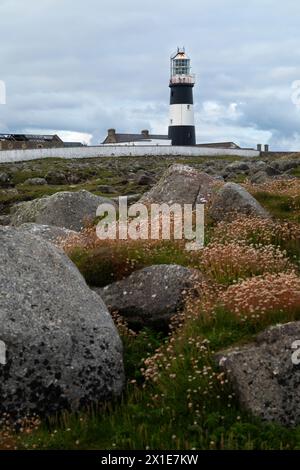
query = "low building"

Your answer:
(102, 129), (244, 149)
(0, 134), (64, 151)
(102, 129), (171, 145)
(196, 142), (241, 149)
